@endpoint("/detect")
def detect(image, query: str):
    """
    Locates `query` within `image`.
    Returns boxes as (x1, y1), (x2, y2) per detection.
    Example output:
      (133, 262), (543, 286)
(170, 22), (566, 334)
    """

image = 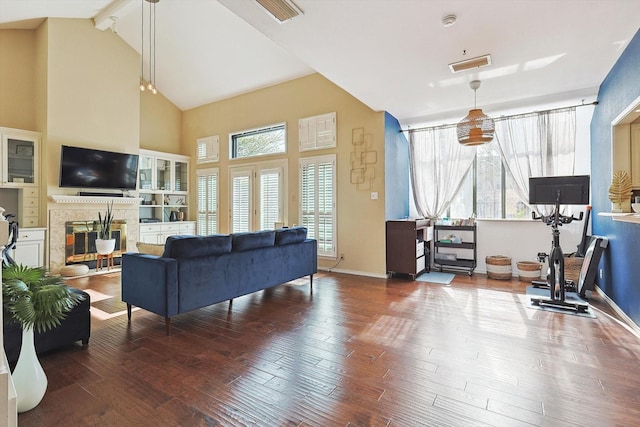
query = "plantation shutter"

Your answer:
(260, 168), (282, 230)
(317, 160), (335, 256)
(196, 168), (218, 235)
(300, 155), (336, 257)
(231, 170), (252, 233)
(196, 135), (219, 164)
